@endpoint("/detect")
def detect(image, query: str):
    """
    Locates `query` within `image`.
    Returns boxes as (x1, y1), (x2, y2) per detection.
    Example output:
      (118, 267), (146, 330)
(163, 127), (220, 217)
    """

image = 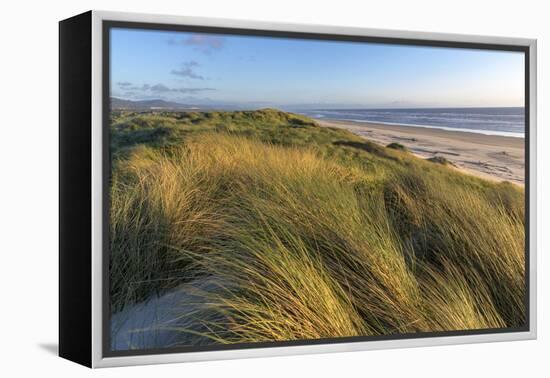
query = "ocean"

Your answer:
(298, 107), (525, 138)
